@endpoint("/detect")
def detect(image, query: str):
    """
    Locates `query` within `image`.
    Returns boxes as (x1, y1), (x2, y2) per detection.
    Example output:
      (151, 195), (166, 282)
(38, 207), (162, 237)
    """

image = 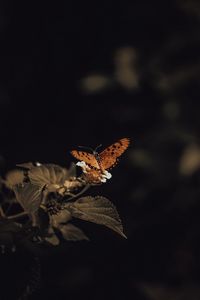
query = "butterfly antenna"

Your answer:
(95, 144), (102, 152)
(78, 145), (94, 152)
